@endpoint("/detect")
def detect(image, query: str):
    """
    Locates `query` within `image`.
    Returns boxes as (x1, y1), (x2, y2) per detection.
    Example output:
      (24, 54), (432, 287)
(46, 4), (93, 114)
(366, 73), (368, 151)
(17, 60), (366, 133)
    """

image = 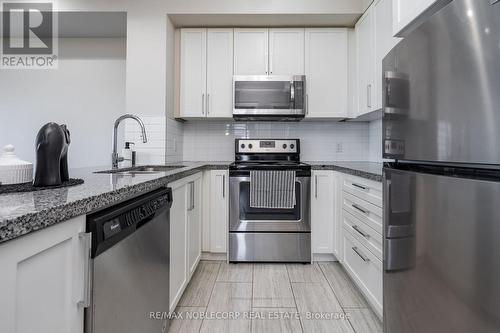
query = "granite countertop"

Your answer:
(306, 161), (383, 182)
(0, 160), (382, 244)
(0, 162), (231, 244)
